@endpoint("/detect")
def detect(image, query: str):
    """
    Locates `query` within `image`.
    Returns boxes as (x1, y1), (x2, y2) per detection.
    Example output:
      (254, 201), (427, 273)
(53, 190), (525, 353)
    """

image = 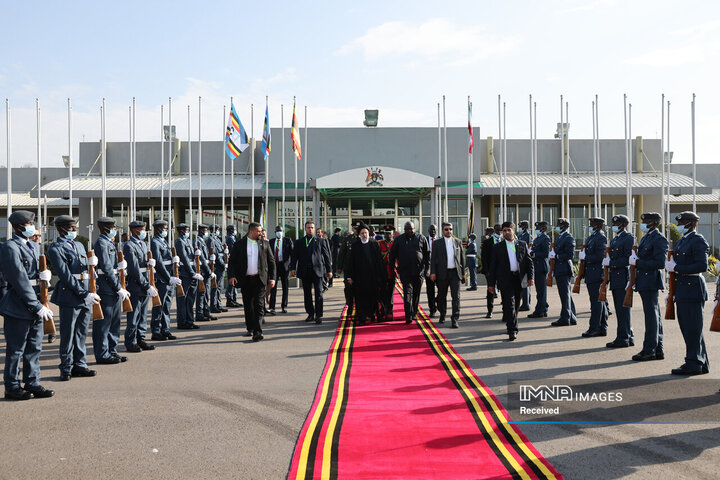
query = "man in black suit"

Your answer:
(389, 221), (430, 324)
(425, 224), (439, 317)
(480, 225), (502, 318)
(228, 222), (276, 342)
(290, 220), (332, 324)
(487, 221), (534, 341)
(430, 222), (466, 328)
(268, 225), (293, 314)
(329, 227), (342, 287)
